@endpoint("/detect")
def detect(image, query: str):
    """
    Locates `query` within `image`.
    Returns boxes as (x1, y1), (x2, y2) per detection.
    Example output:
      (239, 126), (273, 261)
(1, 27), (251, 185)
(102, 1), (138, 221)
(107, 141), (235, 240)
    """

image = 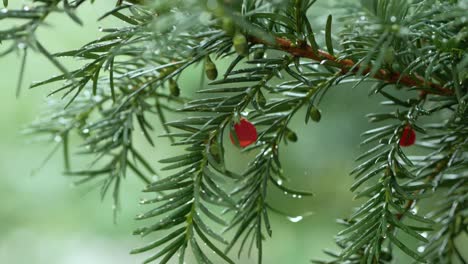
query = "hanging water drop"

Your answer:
(287, 216), (303, 223)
